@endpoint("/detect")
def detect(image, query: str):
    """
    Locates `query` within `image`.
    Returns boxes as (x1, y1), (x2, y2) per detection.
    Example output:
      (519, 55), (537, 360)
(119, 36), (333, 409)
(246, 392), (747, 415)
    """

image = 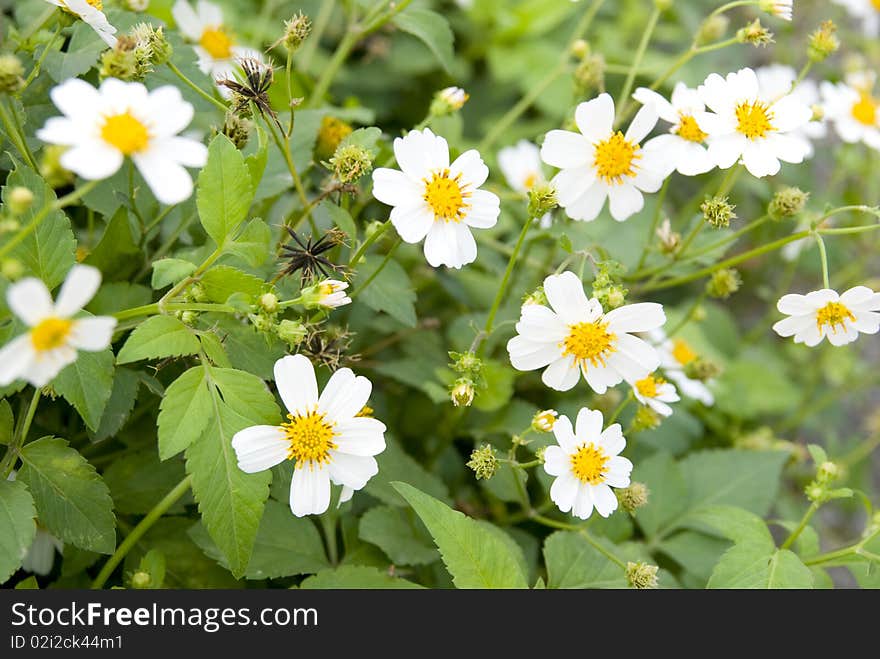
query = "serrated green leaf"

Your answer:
(84, 207), (140, 279)
(91, 367), (140, 442)
(314, 200), (356, 237)
(117, 315), (201, 364)
(226, 218), (271, 267)
(299, 565), (423, 589)
(392, 482), (528, 588)
(86, 282), (152, 316)
(358, 505), (438, 566)
(339, 127), (382, 156)
(151, 258), (197, 289)
(157, 367), (213, 460)
(393, 7), (454, 72)
(53, 349), (115, 432)
(707, 544), (814, 589)
(358, 255), (417, 327)
(682, 505), (774, 546)
(543, 531), (627, 589)
(199, 332), (232, 368)
(200, 265), (264, 303)
(209, 367), (280, 422)
(197, 134), (254, 247)
(633, 451), (688, 539)
(0, 479), (36, 584)
(18, 437), (116, 554)
(103, 449), (188, 515)
(244, 125), (268, 195)
(365, 436), (451, 506)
